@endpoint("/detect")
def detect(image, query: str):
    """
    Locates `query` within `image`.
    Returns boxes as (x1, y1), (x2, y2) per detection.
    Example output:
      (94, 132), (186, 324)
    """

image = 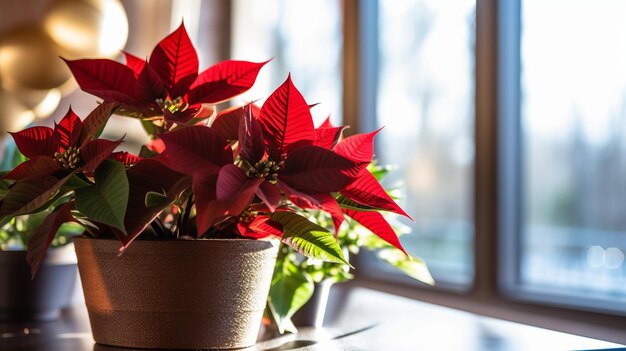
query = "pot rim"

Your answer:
(73, 236), (277, 244)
